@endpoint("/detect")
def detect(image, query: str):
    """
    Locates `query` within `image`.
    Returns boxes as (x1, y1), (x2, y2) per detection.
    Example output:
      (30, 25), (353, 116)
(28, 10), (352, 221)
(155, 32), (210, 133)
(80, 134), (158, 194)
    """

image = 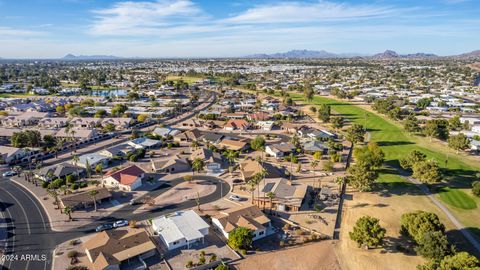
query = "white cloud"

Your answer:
(0, 26), (46, 38)
(91, 0), (204, 35)
(224, 1), (399, 24)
